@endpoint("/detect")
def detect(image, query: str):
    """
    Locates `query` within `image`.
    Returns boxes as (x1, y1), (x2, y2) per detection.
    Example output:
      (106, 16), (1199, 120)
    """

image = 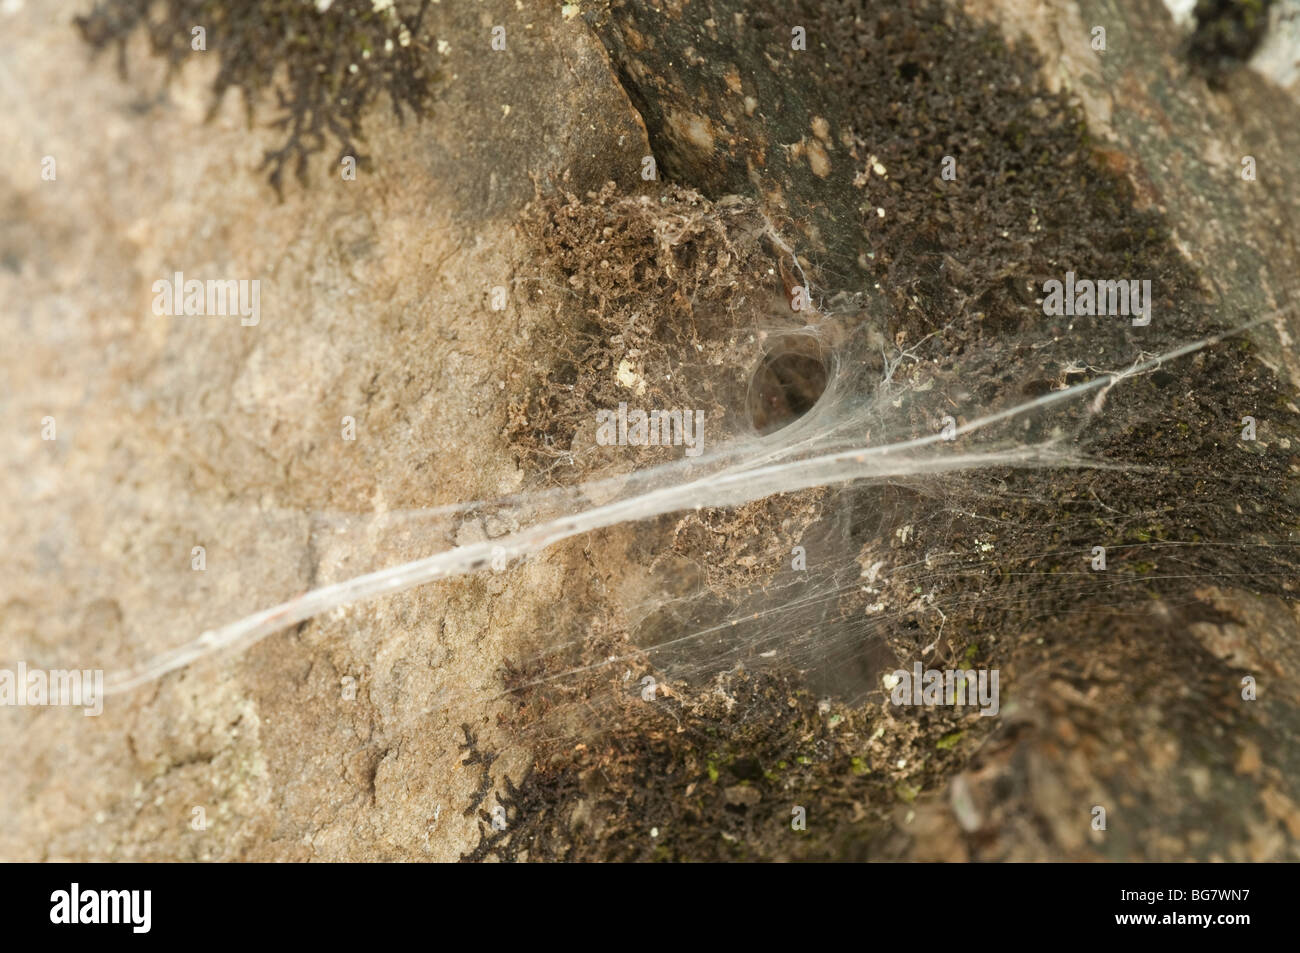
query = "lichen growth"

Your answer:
(74, 0), (438, 194)
(1187, 0), (1275, 87)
